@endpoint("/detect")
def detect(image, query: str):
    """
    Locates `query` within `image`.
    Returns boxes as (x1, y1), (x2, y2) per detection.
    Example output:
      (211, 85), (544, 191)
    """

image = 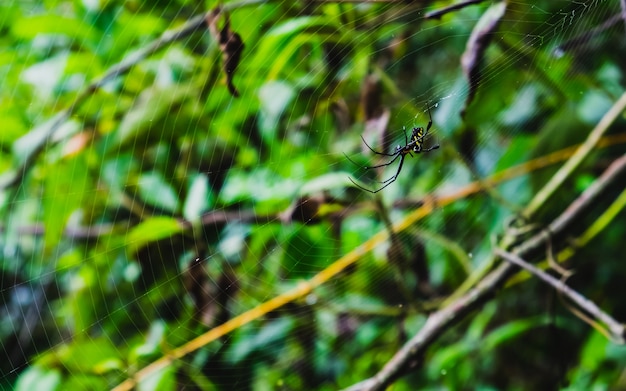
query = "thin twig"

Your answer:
(544, 230), (573, 277)
(495, 248), (625, 343)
